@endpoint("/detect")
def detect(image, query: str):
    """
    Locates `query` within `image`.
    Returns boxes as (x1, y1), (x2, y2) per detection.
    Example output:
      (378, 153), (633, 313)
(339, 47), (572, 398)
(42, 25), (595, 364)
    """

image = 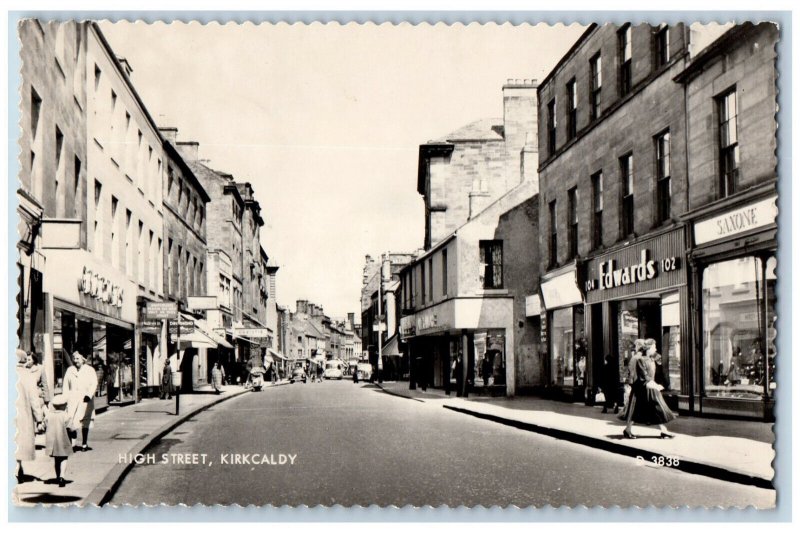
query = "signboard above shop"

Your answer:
(187, 296), (218, 311)
(694, 195), (777, 246)
(233, 327), (271, 338)
(145, 301), (178, 319)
